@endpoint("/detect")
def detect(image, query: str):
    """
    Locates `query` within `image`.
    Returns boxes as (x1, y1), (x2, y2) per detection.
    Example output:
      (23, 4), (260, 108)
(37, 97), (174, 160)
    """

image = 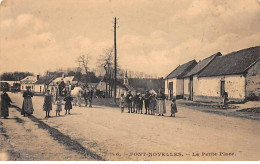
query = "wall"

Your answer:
(176, 79), (184, 97)
(165, 78), (184, 99)
(34, 84), (45, 93)
(193, 75), (246, 102)
(183, 78), (190, 99)
(246, 60), (260, 100)
(165, 78), (177, 98)
(20, 84), (35, 92)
